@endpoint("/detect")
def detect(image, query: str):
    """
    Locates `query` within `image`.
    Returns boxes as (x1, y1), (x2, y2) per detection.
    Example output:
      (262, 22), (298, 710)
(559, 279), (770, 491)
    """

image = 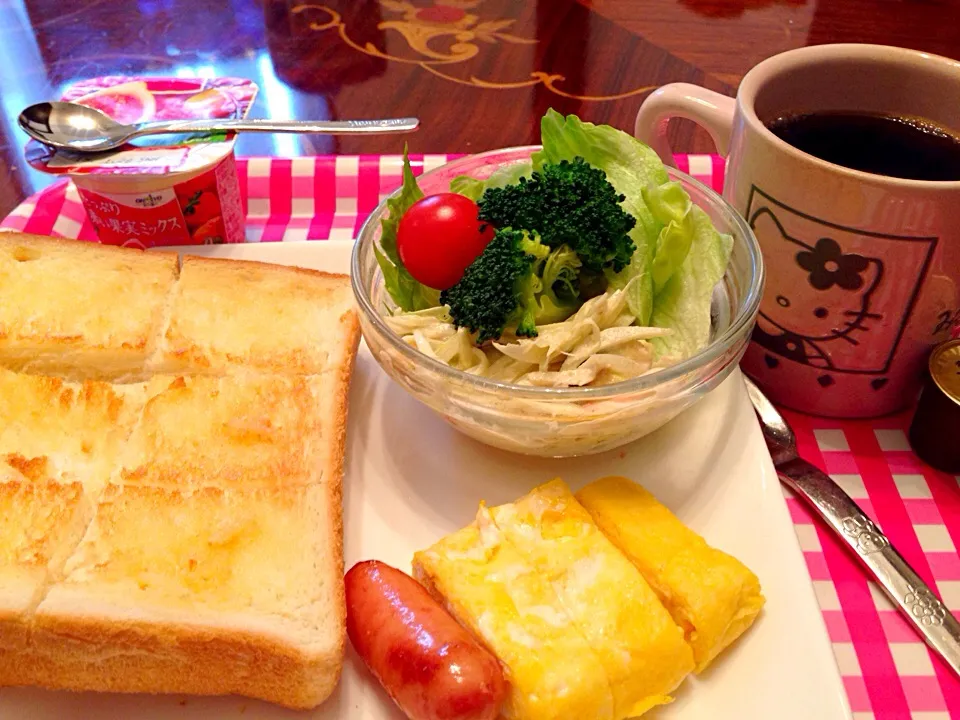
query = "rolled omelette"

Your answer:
(412, 511), (616, 720)
(486, 479), (694, 719)
(576, 476), (765, 672)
